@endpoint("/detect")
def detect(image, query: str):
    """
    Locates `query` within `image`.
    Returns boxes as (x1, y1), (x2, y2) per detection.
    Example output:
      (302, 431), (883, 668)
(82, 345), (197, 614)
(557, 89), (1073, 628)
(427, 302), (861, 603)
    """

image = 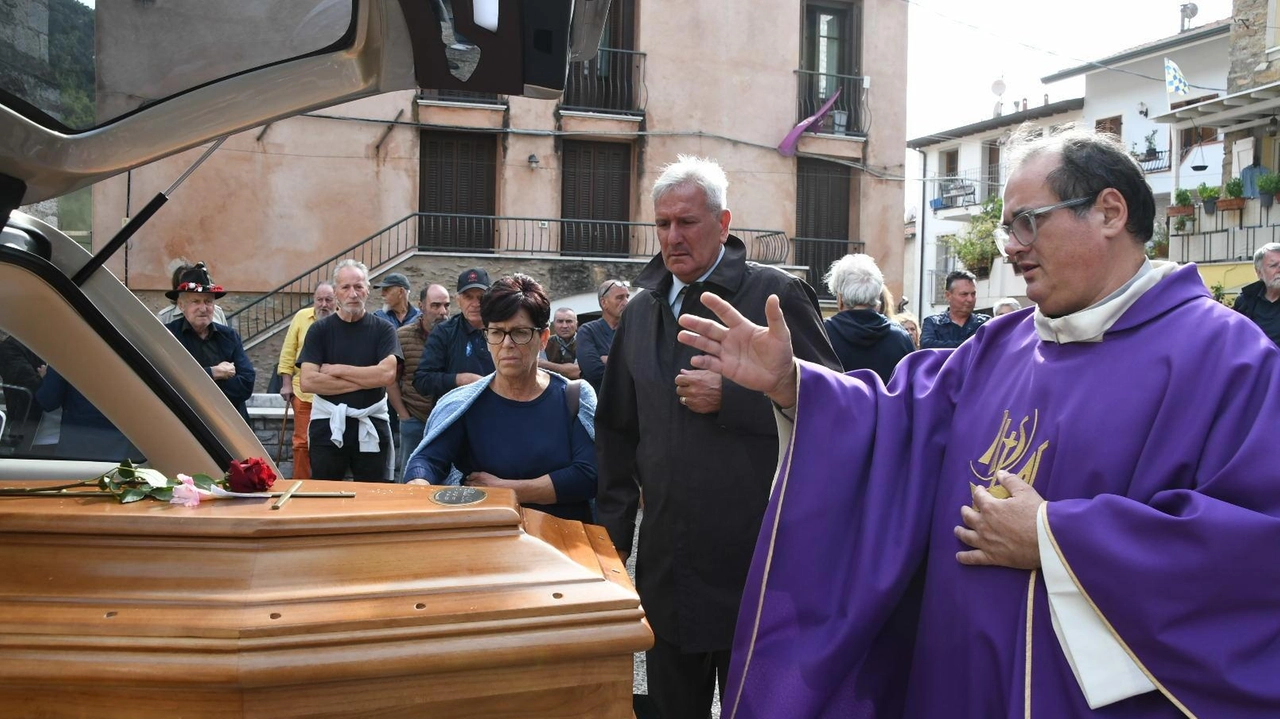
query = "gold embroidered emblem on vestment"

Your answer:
(969, 409), (1049, 499)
